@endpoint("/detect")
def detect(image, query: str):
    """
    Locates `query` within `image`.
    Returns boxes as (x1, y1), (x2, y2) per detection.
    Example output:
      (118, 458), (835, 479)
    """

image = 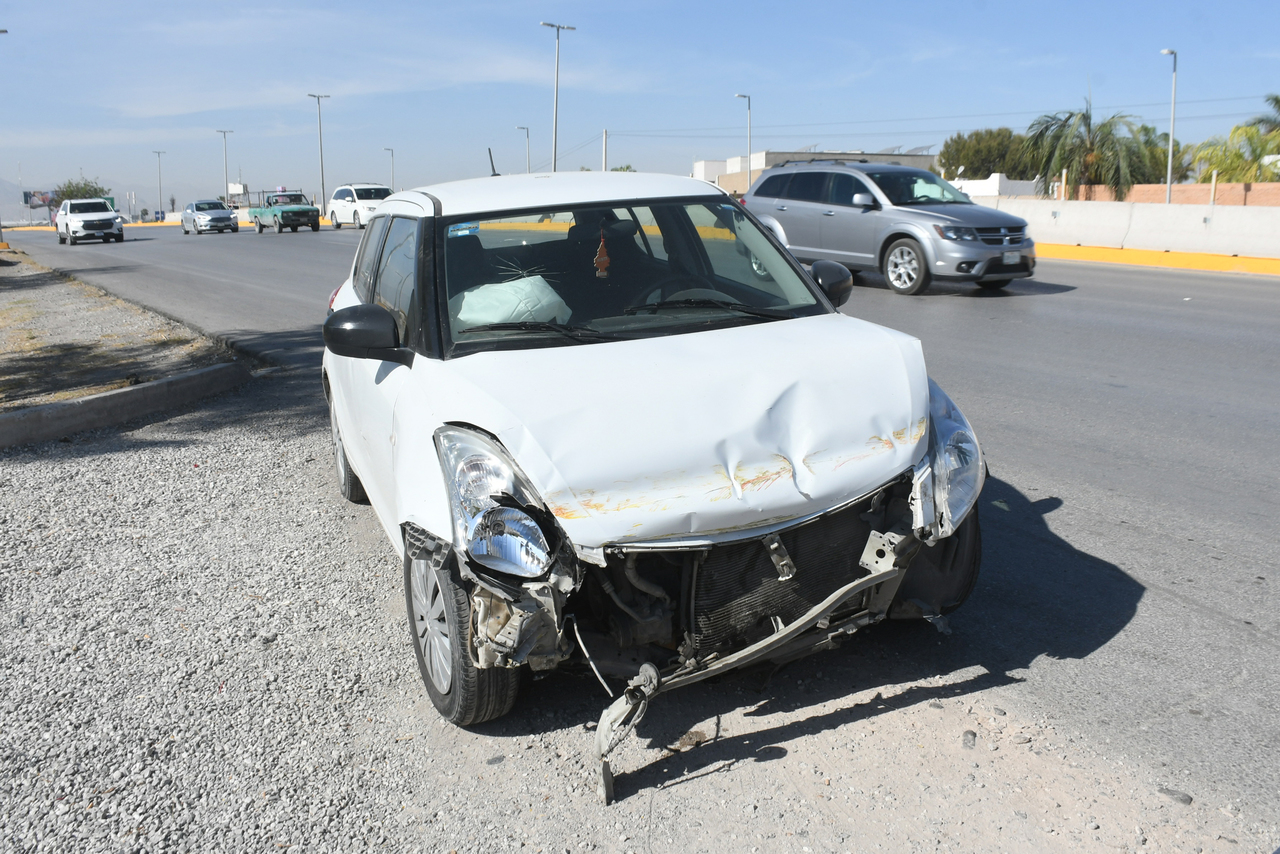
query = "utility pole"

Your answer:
(307, 94), (330, 206)
(602, 129), (607, 172)
(516, 126), (530, 173)
(153, 151), (165, 221)
(735, 94), (752, 187)
(1160, 49), (1177, 204)
(540, 22), (575, 172)
(384, 148), (395, 190)
(216, 130), (233, 204)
